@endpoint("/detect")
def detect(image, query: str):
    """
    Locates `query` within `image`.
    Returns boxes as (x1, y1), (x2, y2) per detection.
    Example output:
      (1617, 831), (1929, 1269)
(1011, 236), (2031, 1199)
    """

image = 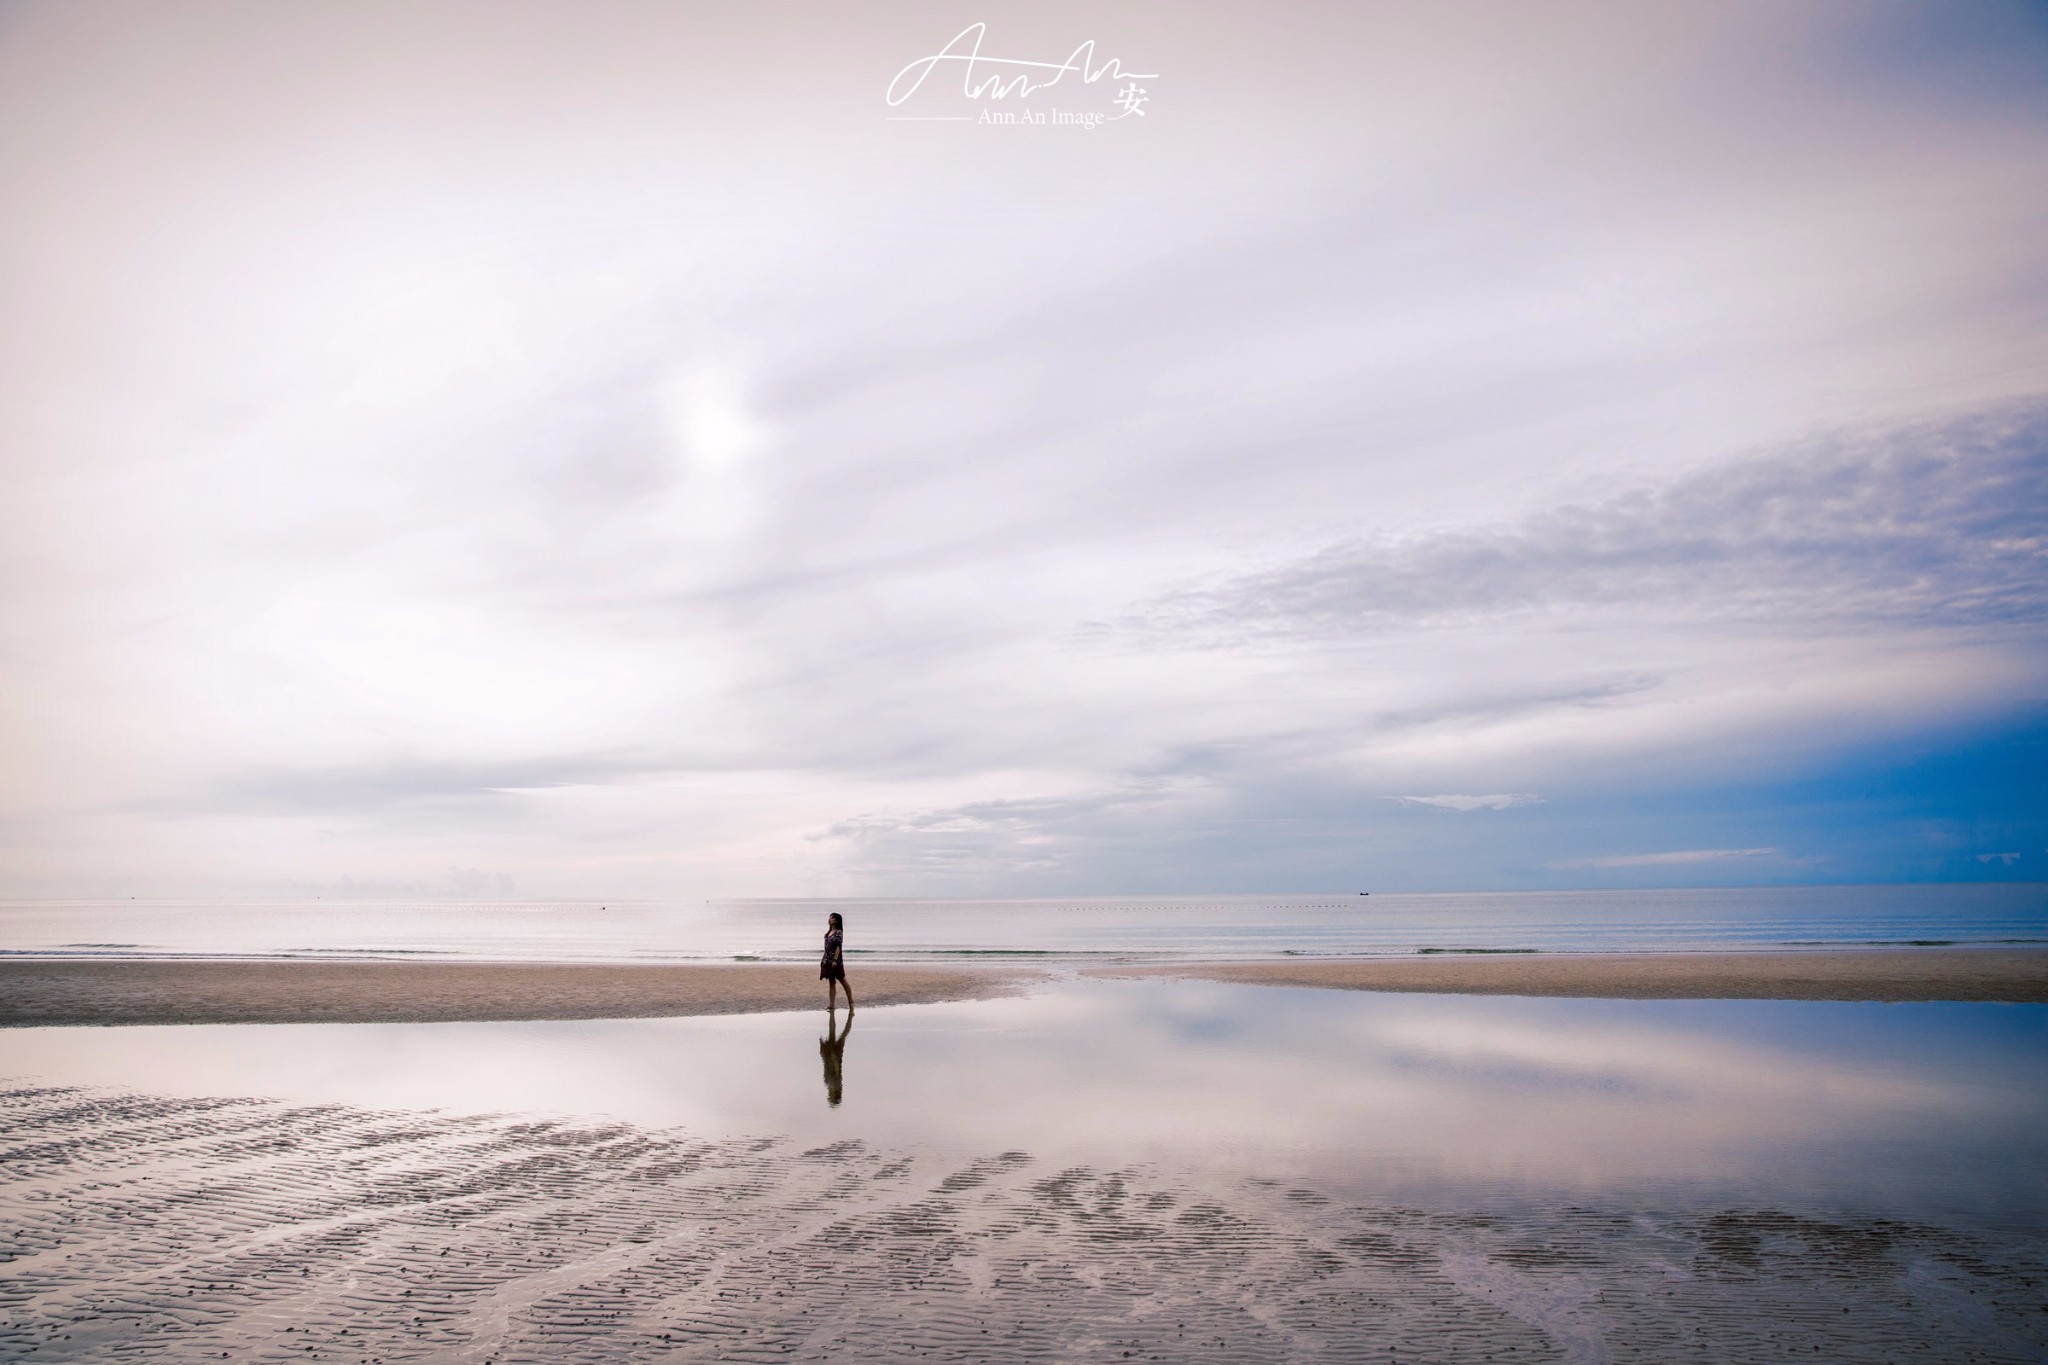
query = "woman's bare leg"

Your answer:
(842, 978), (855, 1011)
